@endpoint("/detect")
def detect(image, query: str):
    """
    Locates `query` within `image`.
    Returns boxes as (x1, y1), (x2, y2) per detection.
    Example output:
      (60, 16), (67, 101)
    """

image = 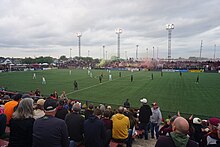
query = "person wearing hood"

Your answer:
(155, 117), (198, 147)
(111, 106), (132, 147)
(84, 108), (106, 147)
